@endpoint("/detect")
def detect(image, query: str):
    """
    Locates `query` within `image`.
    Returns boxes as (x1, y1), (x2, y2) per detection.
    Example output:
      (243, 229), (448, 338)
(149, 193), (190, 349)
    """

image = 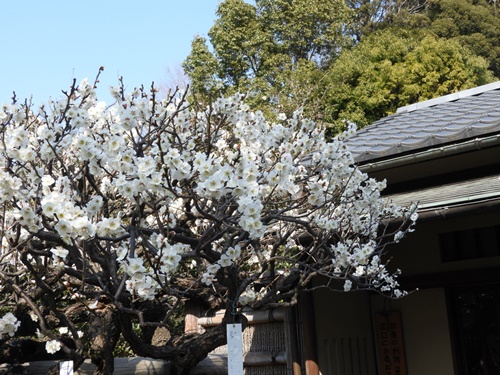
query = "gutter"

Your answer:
(358, 134), (500, 173)
(387, 197), (500, 225)
(415, 191), (500, 211)
(416, 197), (500, 222)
